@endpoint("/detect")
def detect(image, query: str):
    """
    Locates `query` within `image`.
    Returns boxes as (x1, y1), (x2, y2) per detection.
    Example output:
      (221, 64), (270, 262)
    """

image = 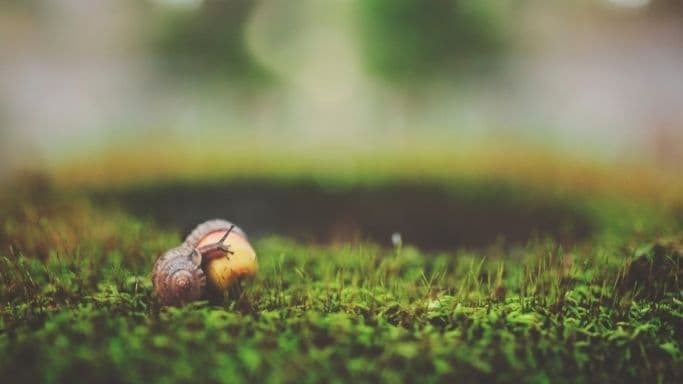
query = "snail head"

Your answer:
(196, 224), (235, 262)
